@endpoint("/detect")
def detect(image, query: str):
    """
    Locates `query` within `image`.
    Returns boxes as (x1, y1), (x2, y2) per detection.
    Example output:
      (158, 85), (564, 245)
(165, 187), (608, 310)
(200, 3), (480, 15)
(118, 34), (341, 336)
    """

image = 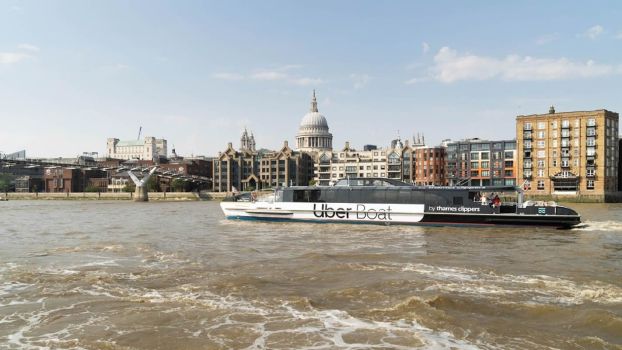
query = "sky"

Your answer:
(1, 0), (622, 157)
